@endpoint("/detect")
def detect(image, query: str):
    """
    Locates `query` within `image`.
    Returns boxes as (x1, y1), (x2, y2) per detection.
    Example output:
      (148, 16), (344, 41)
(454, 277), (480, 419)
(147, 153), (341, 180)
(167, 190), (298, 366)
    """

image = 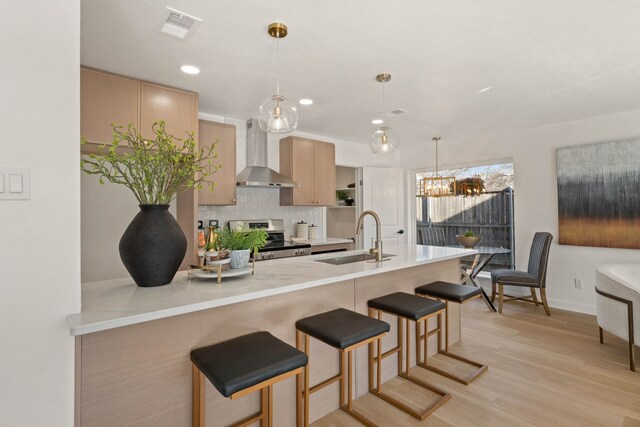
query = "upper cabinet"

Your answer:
(140, 82), (198, 142)
(81, 68), (140, 145)
(279, 137), (336, 206)
(80, 67), (198, 149)
(198, 120), (237, 206)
